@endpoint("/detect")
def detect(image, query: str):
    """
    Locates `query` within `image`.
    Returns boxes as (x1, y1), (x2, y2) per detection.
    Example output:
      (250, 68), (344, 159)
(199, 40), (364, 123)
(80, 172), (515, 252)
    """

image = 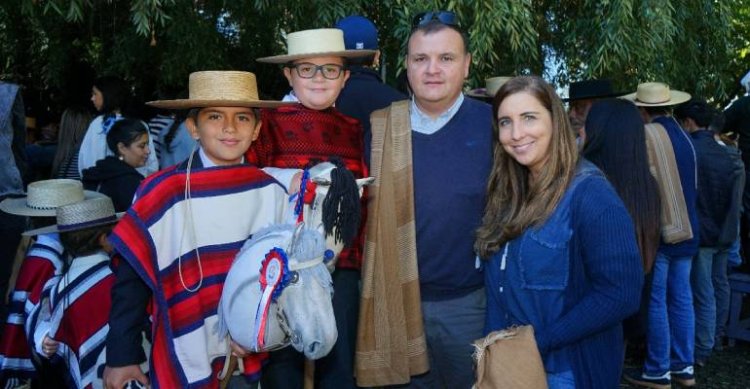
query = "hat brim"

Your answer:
(146, 99), (293, 110)
(0, 190), (106, 217)
(256, 49), (376, 64)
(620, 90), (691, 107)
(23, 212), (125, 237)
(563, 92), (627, 102)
